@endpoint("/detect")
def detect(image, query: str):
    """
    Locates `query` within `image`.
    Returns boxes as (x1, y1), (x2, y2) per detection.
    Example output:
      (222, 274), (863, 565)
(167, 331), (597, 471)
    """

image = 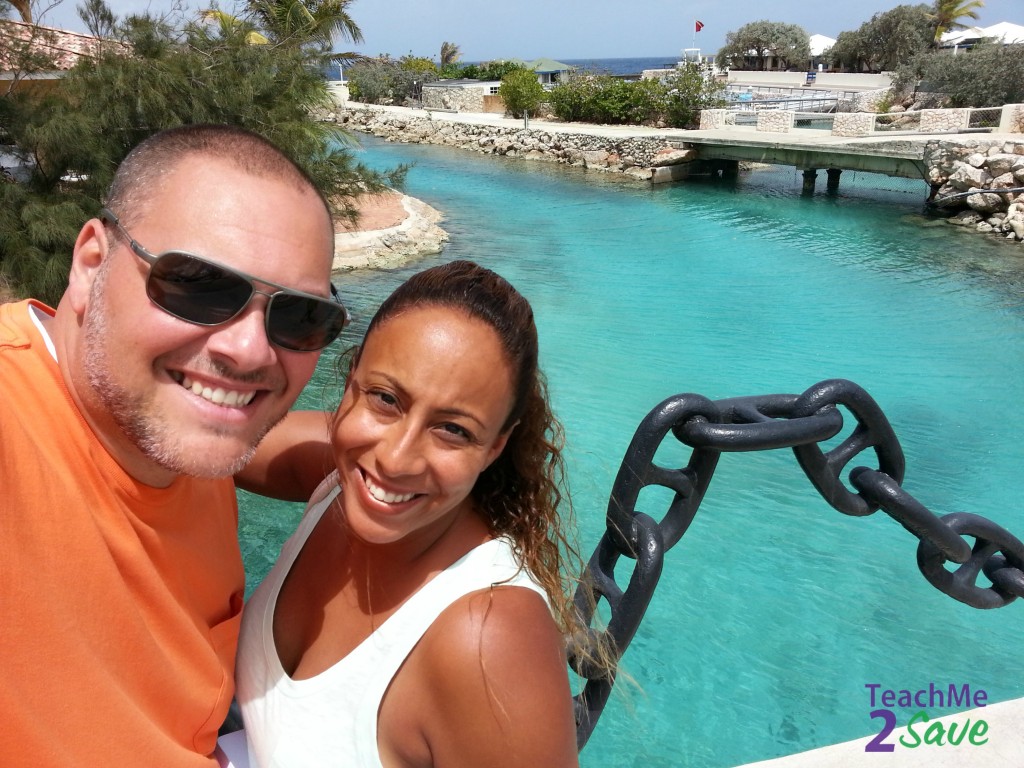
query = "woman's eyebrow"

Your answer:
(368, 370), (489, 430)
